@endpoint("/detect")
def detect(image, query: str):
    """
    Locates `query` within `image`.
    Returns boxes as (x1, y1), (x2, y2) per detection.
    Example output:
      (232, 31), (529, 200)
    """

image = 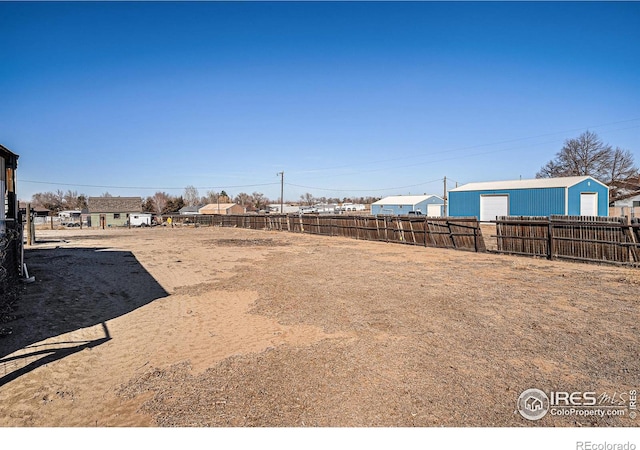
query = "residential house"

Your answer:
(88, 197), (143, 227)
